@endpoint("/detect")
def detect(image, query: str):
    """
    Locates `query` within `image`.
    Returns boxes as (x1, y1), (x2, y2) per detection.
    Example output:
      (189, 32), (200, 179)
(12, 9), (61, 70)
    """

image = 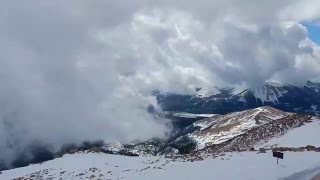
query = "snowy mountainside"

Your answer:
(194, 87), (221, 98)
(3, 151), (320, 180)
(306, 80), (320, 93)
(250, 82), (289, 103)
(259, 117), (320, 148)
(188, 106), (291, 148)
(205, 114), (316, 153)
